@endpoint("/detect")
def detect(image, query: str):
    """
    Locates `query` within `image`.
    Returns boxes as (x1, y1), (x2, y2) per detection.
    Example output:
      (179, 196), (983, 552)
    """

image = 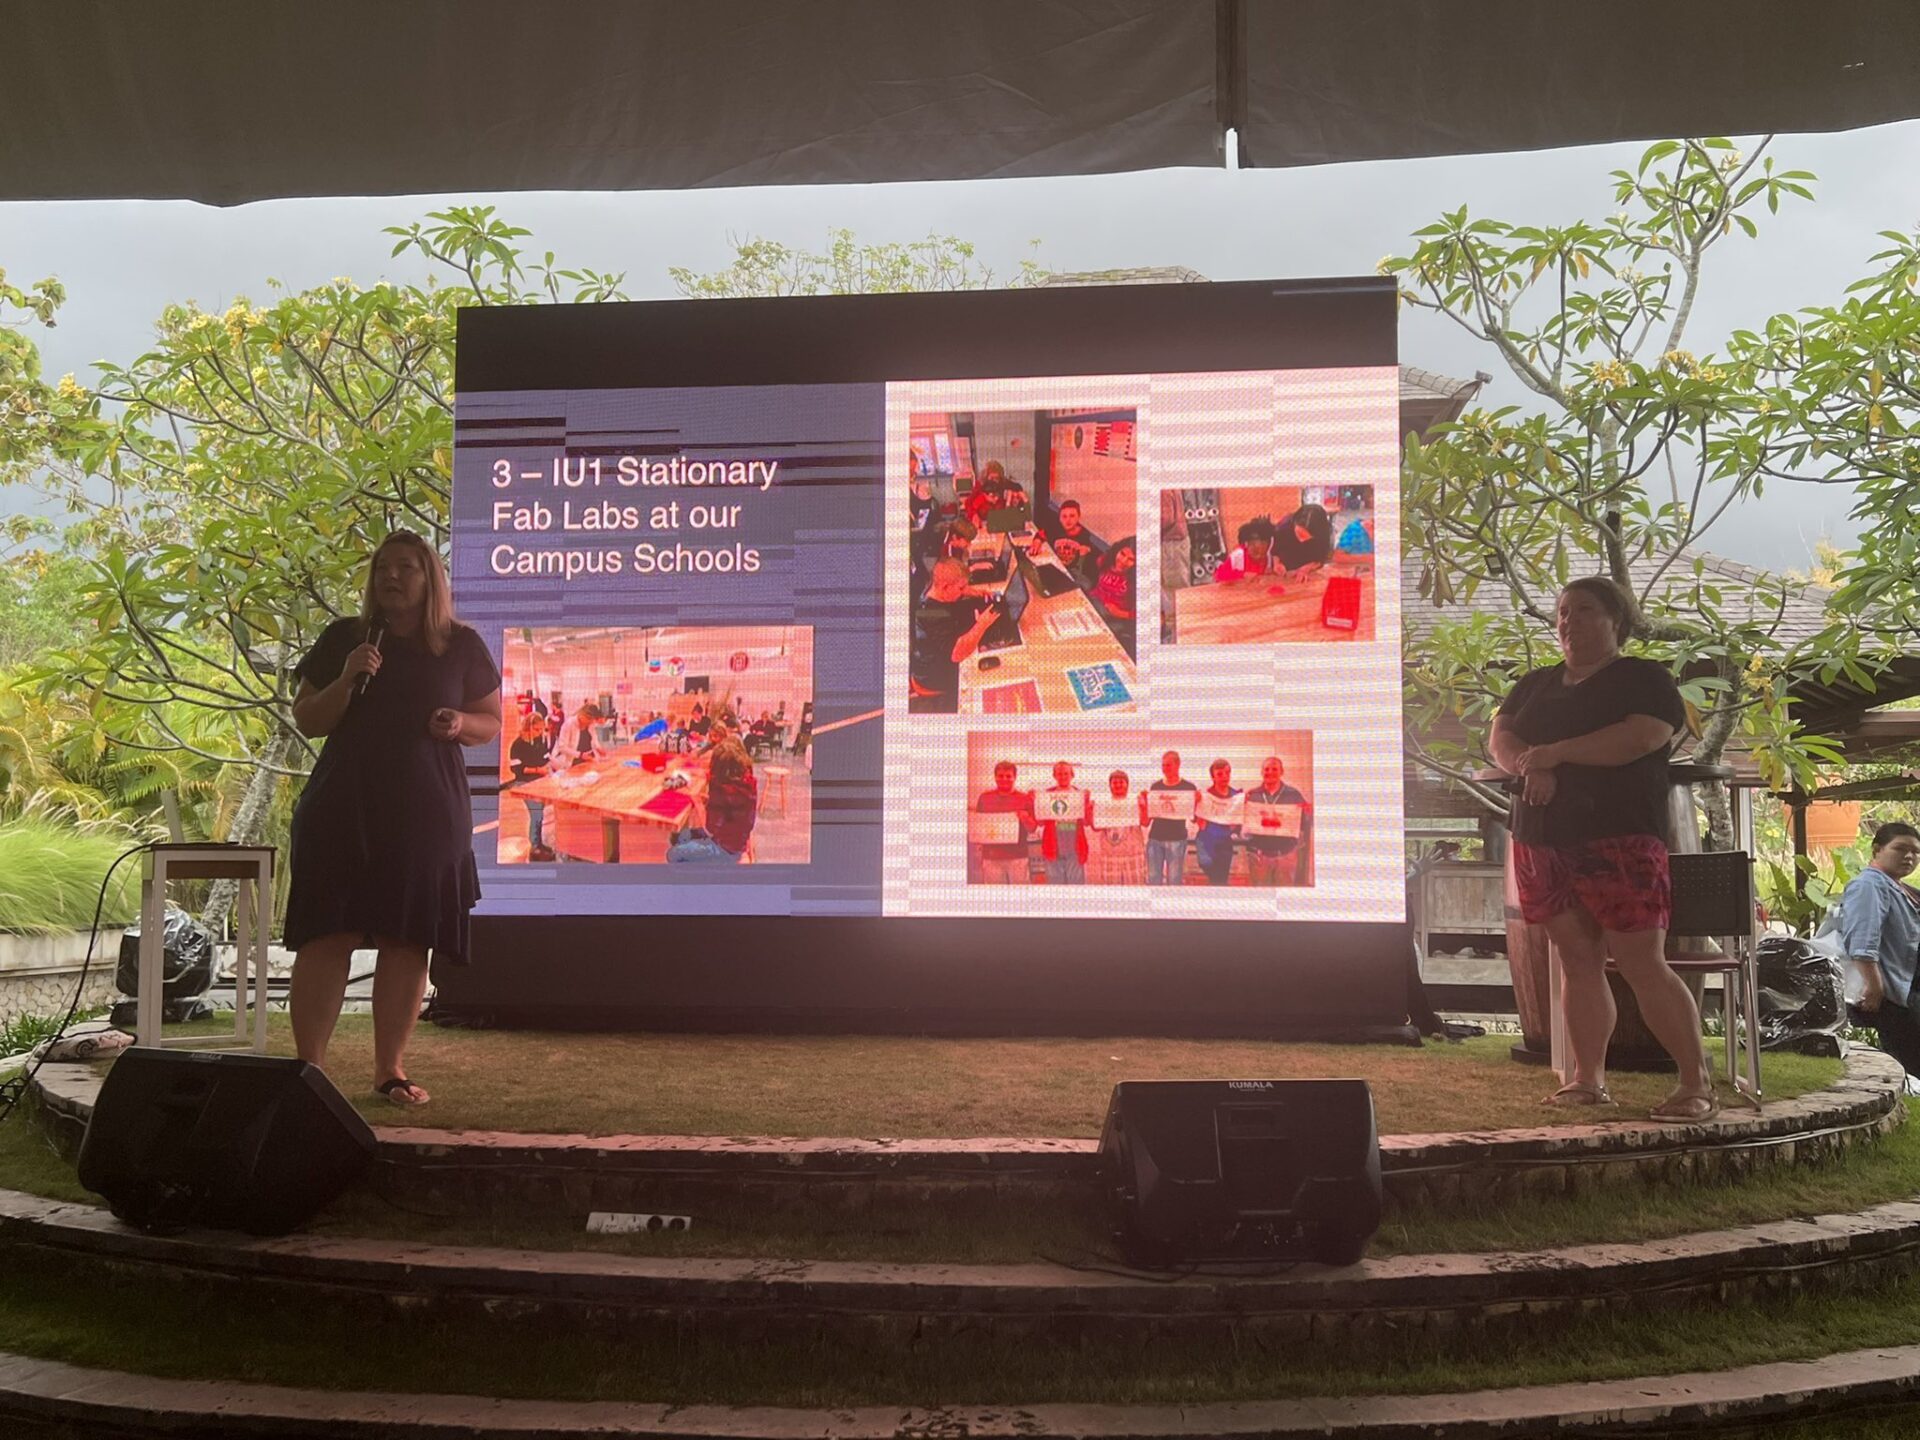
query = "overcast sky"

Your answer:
(5, 120), (1917, 572)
